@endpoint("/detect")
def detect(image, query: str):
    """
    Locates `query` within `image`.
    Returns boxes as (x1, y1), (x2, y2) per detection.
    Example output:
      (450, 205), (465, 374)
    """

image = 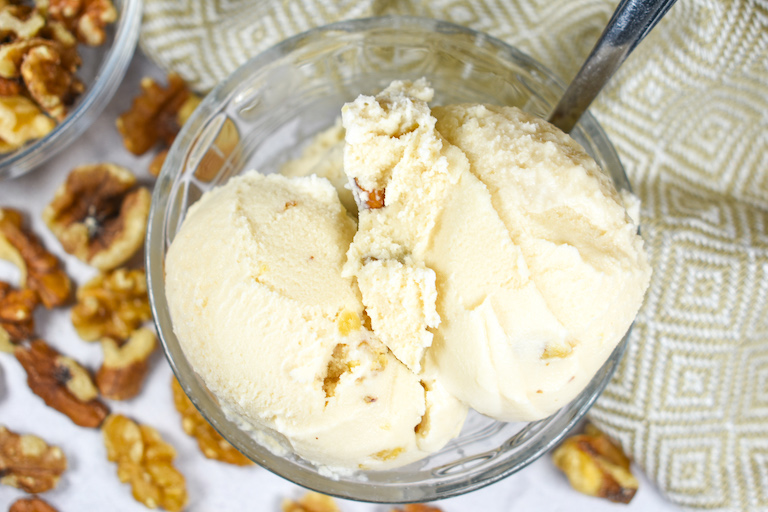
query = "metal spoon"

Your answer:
(548, 0), (678, 133)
